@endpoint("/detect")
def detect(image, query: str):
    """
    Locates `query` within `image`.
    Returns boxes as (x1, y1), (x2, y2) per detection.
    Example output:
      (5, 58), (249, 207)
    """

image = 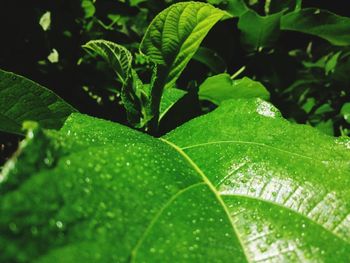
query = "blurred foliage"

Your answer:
(1, 0), (350, 164)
